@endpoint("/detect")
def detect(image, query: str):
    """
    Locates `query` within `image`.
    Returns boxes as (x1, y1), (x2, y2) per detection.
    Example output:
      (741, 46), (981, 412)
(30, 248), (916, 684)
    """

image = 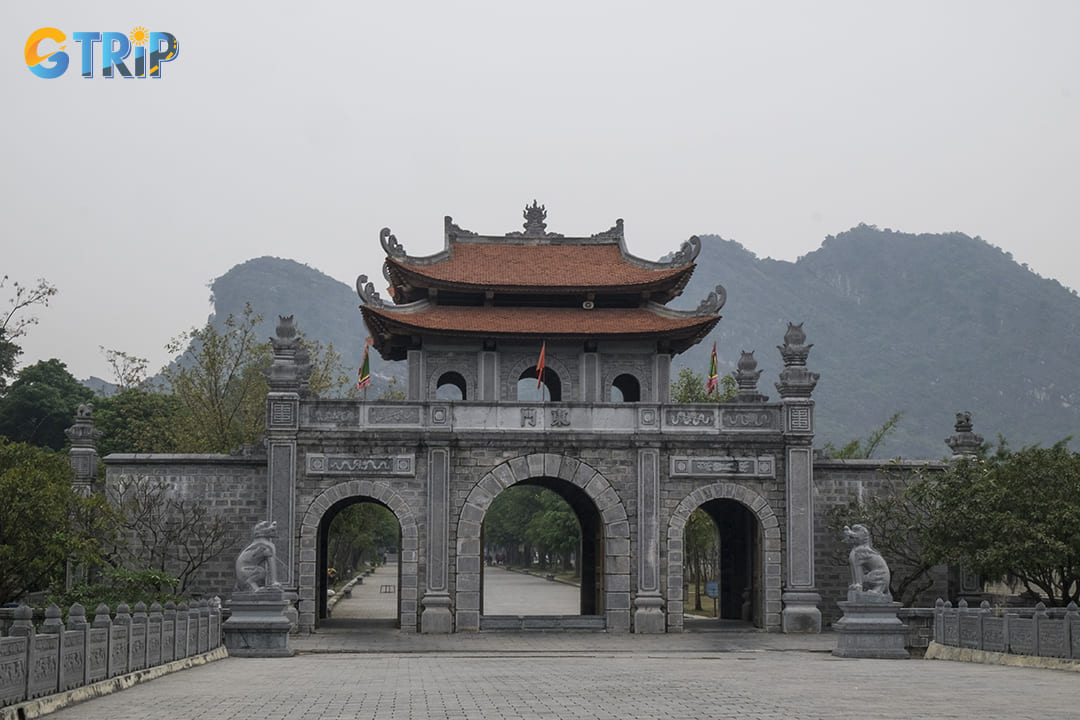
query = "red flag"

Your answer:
(536, 341), (546, 390)
(706, 341), (719, 395)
